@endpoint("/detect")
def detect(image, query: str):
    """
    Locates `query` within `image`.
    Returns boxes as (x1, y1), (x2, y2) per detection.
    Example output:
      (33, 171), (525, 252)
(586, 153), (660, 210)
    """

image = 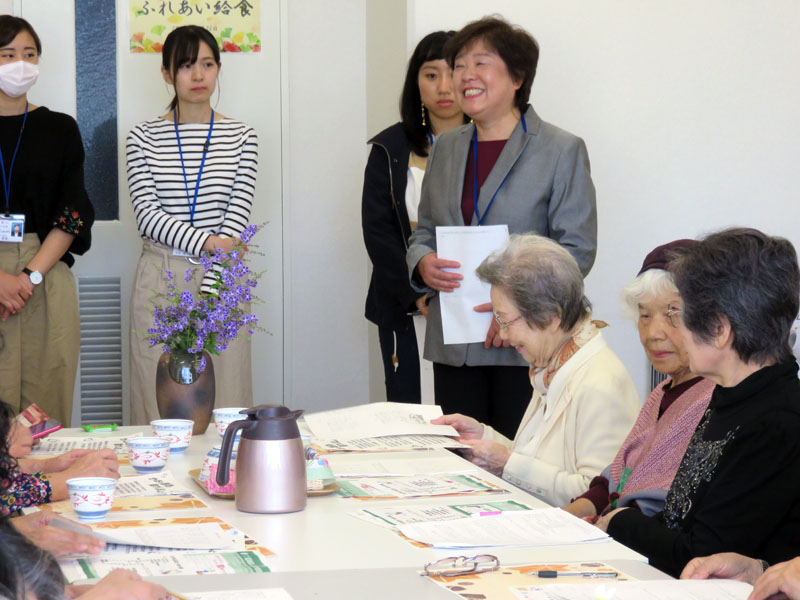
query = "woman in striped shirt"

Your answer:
(127, 25), (258, 424)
